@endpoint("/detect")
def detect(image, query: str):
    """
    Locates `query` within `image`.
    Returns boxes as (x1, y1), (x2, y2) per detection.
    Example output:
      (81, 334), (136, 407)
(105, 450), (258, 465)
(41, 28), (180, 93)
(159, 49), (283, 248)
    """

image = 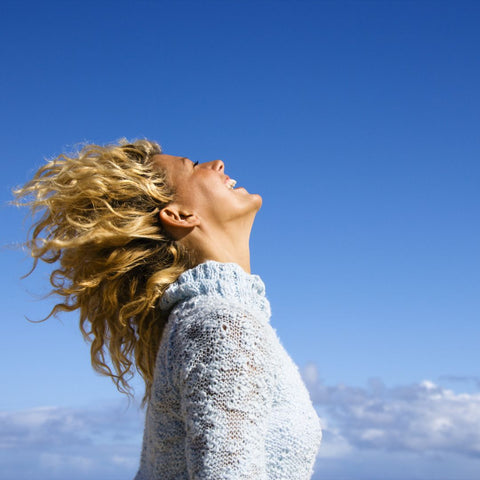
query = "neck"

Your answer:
(182, 218), (254, 274)
(202, 241), (251, 273)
